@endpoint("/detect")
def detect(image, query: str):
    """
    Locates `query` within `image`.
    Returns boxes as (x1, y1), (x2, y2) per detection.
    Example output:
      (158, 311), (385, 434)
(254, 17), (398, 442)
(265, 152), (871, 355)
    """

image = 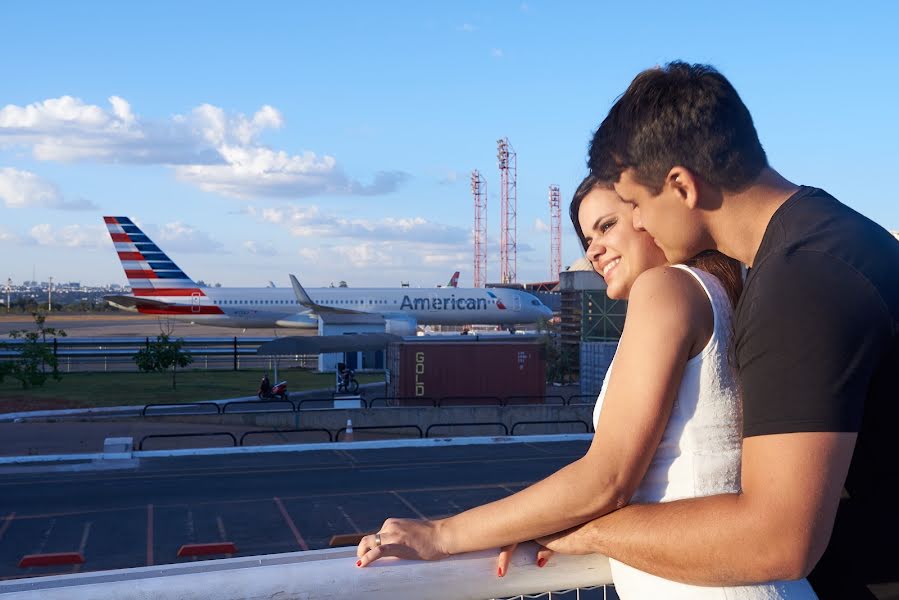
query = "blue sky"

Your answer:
(2, 1), (897, 287)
